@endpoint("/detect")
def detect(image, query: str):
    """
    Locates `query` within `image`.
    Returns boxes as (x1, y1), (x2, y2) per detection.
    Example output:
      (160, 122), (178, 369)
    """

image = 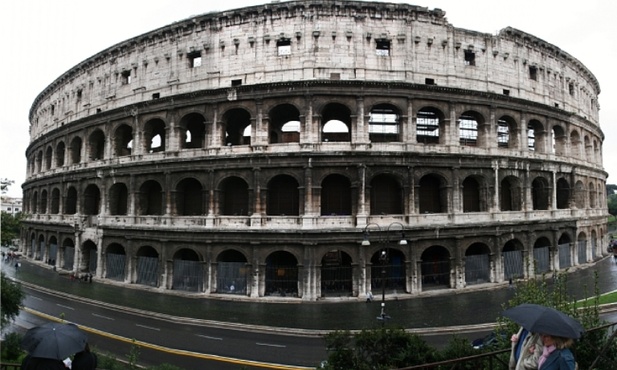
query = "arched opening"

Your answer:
(503, 240), (524, 280)
(465, 243), (490, 285)
(138, 180), (164, 215)
(558, 234), (572, 268)
(136, 246), (159, 287)
(62, 238), (75, 271)
(533, 237), (551, 274)
(321, 103), (351, 142)
(105, 243), (126, 281)
(180, 113), (206, 149)
(531, 177), (550, 210)
(321, 174), (352, 216)
(497, 116), (516, 148)
(265, 251), (298, 297)
(267, 175), (299, 216)
(55, 141), (66, 167)
(223, 108), (251, 146)
(88, 129), (105, 160)
(83, 184), (101, 215)
(172, 248), (202, 292)
(418, 174), (447, 213)
(109, 183), (129, 215)
(370, 174), (403, 215)
(80, 240), (97, 274)
(176, 178), (203, 216)
(216, 249), (248, 295)
(368, 104), (401, 142)
(65, 187), (77, 215)
(114, 124), (133, 157)
(40, 190), (48, 214)
(50, 188), (60, 214)
(69, 137), (82, 164)
(462, 177), (481, 212)
(269, 104), (300, 144)
(321, 250), (353, 297)
(556, 178), (570, 209)
(144, 118), (166, 152)
(45, 146), (53, 170)
(370, 248), (406, 294)
(421, 246), (450, 290)
(416, 107), (443, 144)
(500, 176), (522, 211)
(219, 177), (249, 216)
(458, 111), (482, 147)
